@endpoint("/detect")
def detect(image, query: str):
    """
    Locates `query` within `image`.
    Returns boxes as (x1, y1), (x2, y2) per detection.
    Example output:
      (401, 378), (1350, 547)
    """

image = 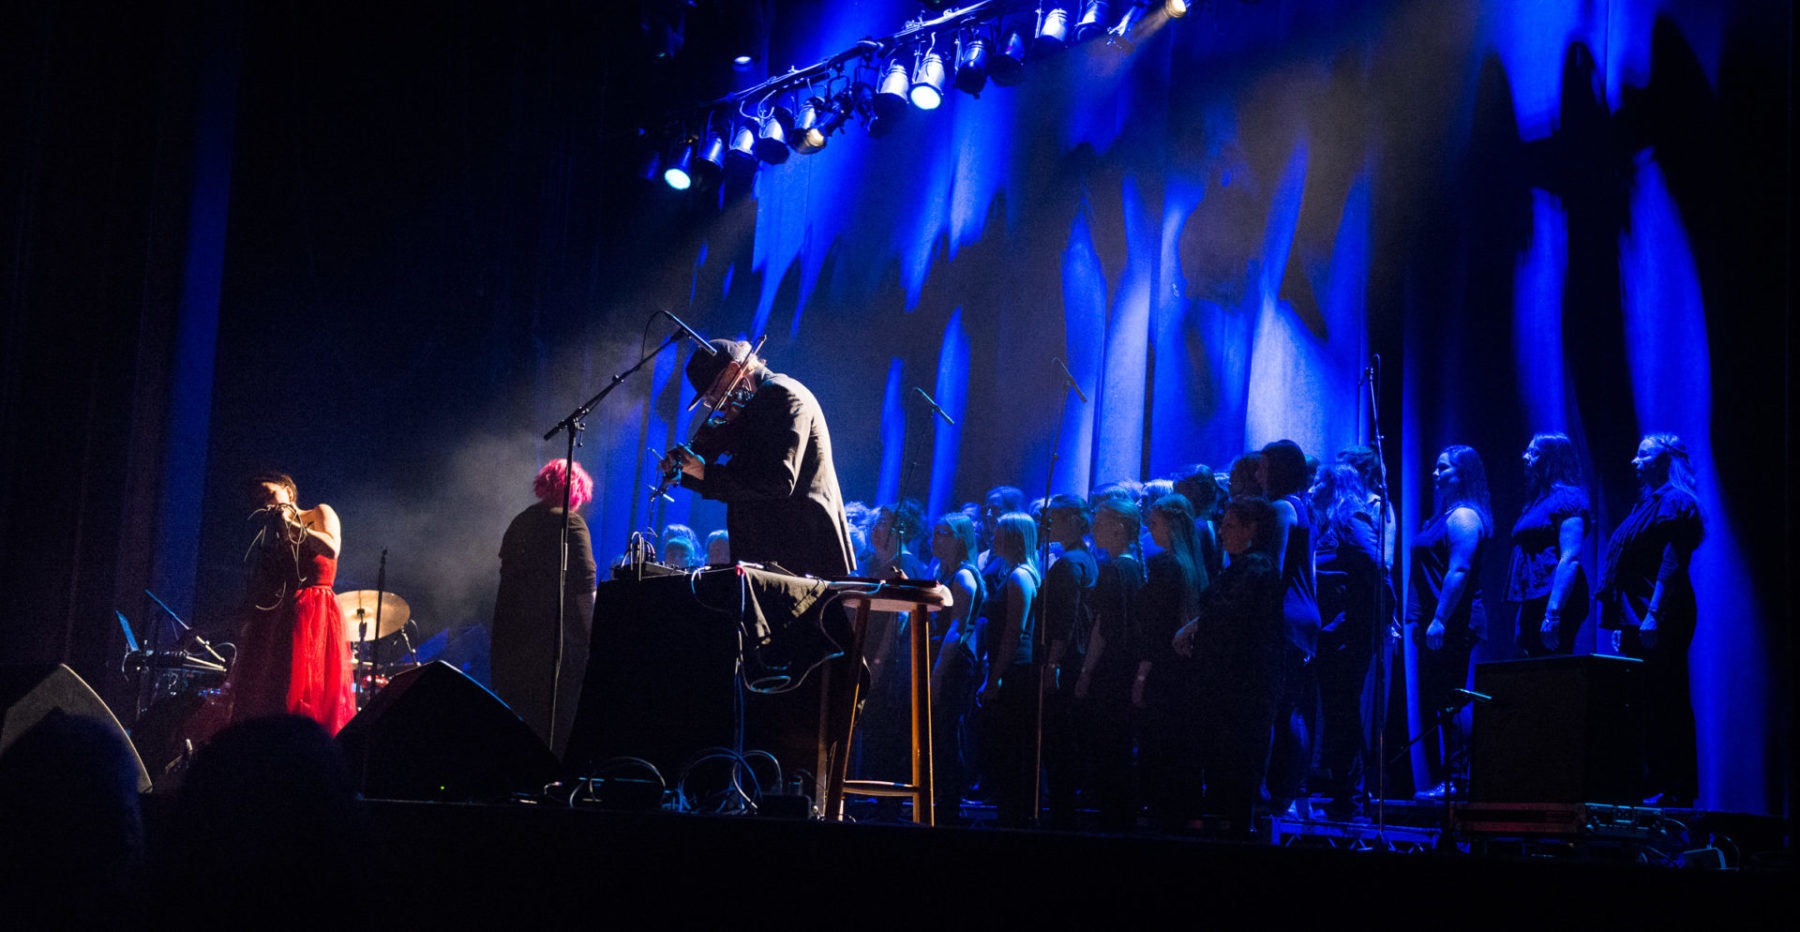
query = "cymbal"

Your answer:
(336, 589), (411, 640)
